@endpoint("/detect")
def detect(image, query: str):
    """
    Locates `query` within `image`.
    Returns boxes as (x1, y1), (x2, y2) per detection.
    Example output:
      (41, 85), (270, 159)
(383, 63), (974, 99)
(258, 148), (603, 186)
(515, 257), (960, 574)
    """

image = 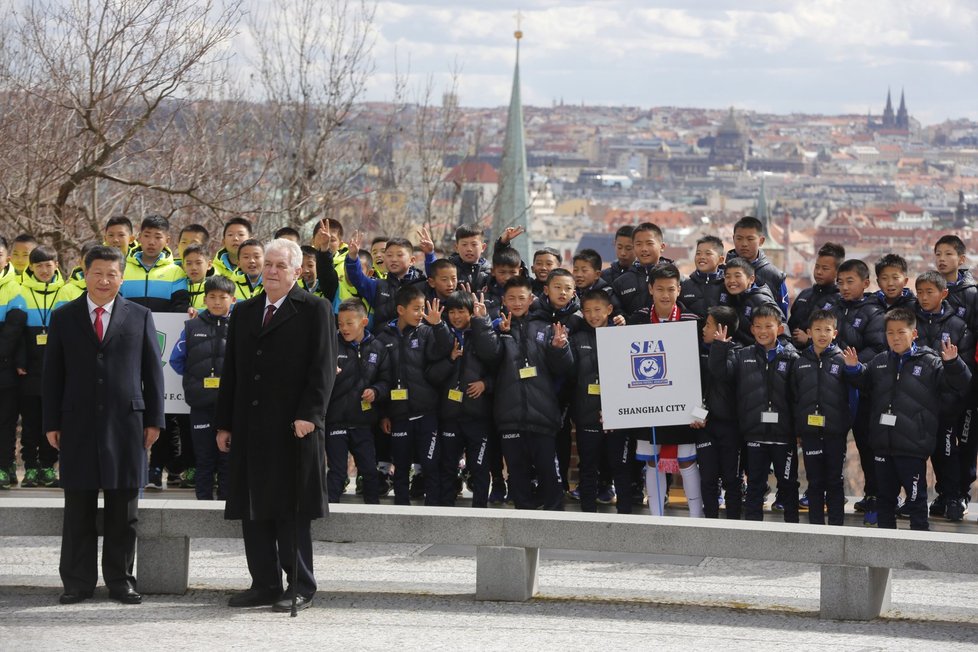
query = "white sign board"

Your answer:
(595, 321), (702, 429)
(152, 312), (190, 414)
